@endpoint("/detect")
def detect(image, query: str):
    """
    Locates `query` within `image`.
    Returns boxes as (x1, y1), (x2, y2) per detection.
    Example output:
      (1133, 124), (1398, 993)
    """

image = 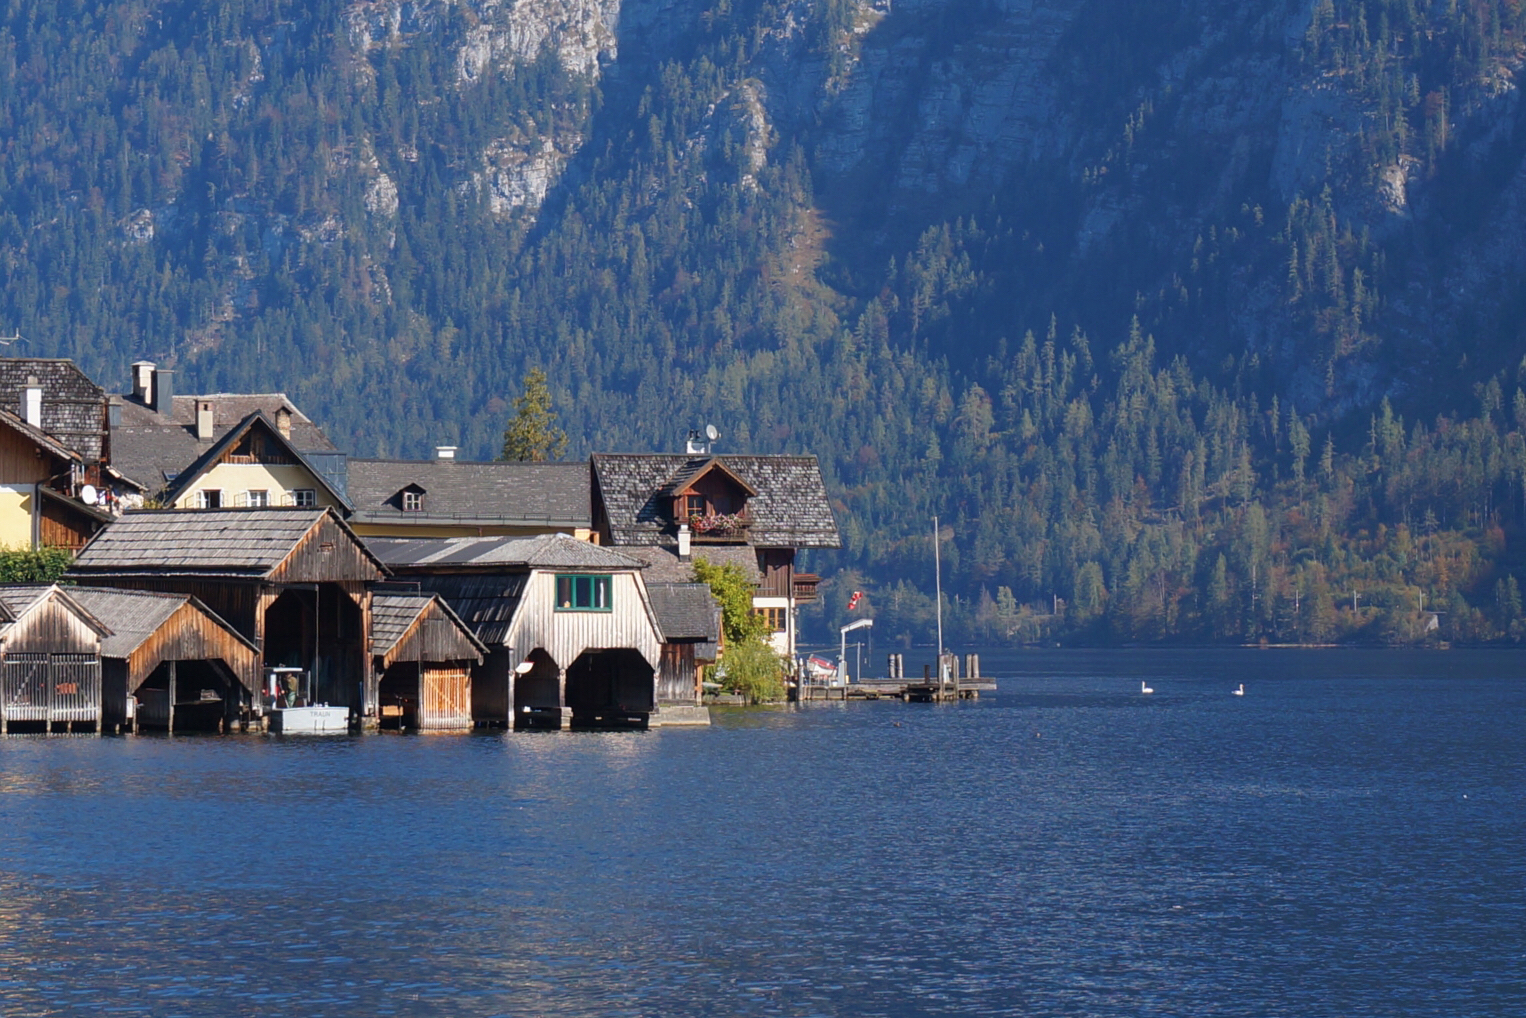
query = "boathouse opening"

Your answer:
(133, 659), (244, 732)
(512, 649), (561, 730)
(262, 585), (366, 710)
(564, 648), (654, 728)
